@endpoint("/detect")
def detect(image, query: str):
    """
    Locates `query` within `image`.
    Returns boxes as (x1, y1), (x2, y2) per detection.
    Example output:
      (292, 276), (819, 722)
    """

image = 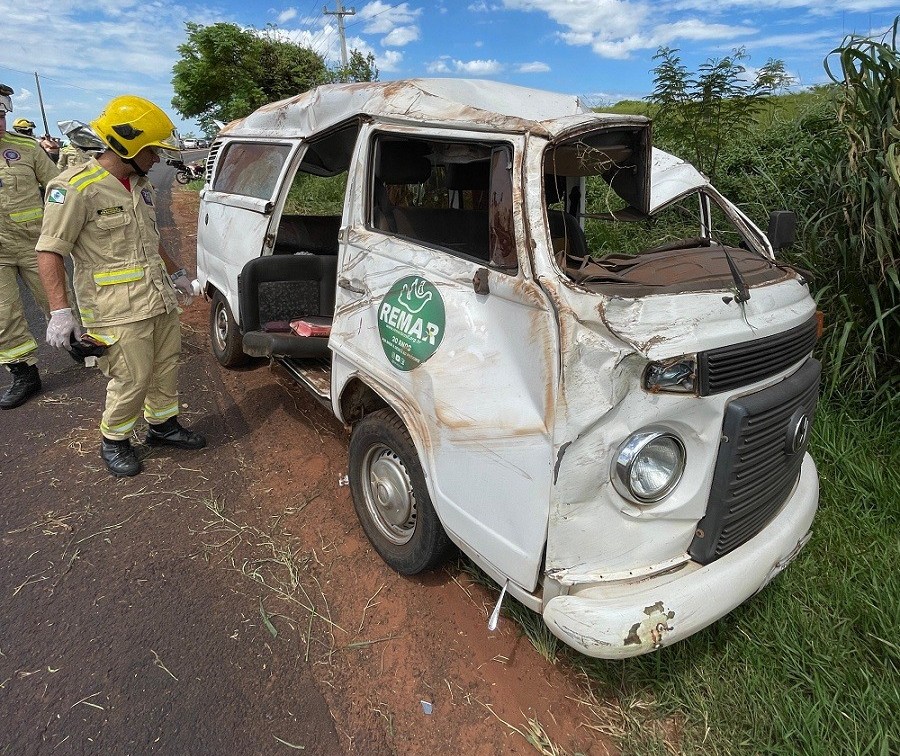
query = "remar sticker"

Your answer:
(48, 187), (67, 204)
(377, 276), (445, 371)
